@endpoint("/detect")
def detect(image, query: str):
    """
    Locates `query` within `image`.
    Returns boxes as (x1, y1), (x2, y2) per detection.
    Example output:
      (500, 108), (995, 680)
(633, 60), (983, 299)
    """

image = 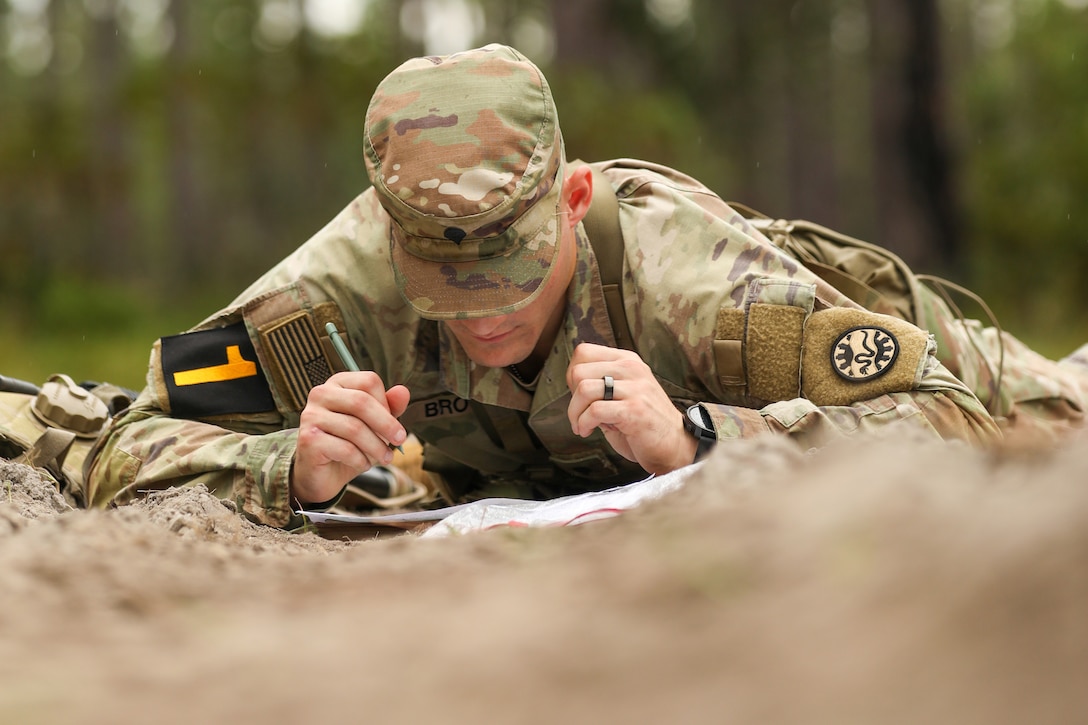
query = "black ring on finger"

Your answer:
(603, 375), (615, 401)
